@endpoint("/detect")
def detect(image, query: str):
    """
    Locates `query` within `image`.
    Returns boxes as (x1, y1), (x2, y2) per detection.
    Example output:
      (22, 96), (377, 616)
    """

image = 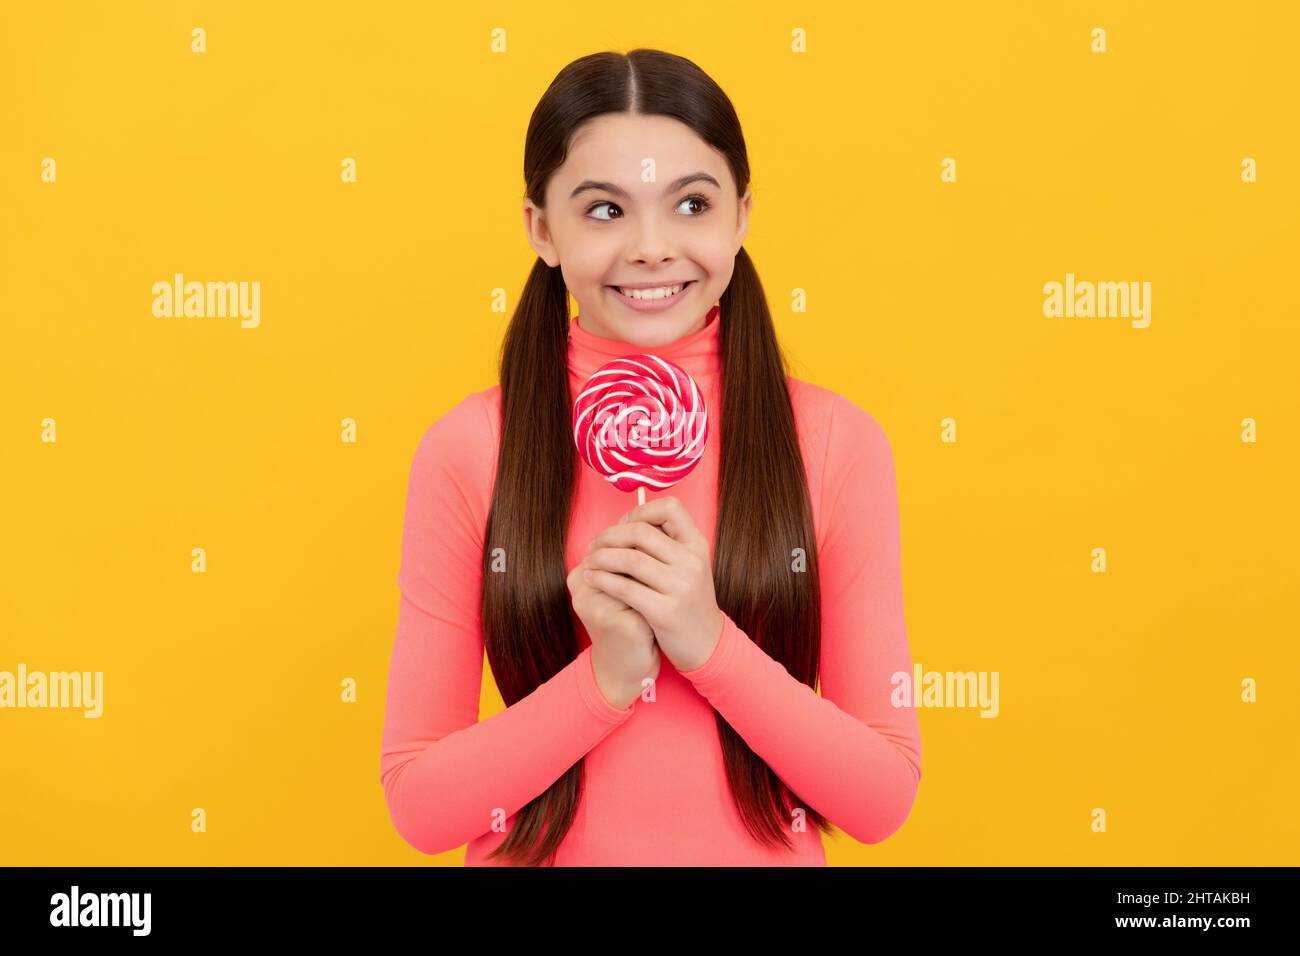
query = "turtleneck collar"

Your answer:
(568, 302), (722, 394)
